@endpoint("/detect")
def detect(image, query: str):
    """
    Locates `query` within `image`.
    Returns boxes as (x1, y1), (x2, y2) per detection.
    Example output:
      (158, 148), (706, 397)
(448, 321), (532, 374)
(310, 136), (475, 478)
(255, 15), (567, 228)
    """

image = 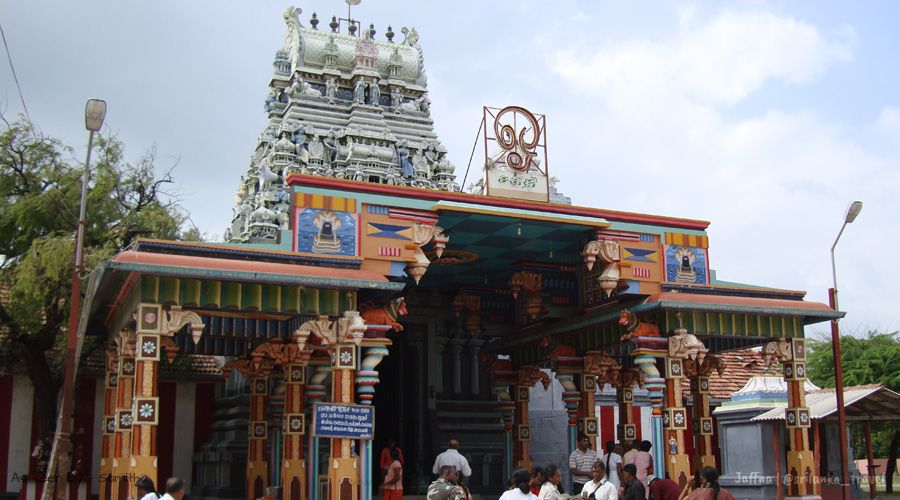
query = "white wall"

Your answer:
(8, 375), (35, 493)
